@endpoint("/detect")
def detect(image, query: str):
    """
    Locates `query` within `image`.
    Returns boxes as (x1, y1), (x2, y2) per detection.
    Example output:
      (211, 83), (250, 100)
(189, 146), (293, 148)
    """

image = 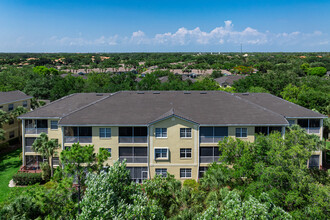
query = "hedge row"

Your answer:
(13, 172), (43, 186)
